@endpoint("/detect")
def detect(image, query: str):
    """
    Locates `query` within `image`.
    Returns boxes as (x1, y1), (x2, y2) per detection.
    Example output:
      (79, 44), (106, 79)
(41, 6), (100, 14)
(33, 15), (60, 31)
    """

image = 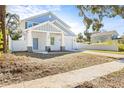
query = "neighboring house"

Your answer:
(118, 35), (124, 44)
(91, 31), (119, 43)
(9, 12), (77, 52)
